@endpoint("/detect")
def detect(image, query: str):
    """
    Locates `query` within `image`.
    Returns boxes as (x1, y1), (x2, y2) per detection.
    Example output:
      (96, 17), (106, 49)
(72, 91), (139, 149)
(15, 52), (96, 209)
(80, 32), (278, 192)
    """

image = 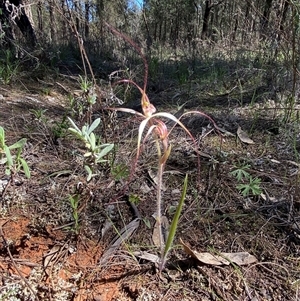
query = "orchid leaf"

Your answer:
(161, 174), (188, 269)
